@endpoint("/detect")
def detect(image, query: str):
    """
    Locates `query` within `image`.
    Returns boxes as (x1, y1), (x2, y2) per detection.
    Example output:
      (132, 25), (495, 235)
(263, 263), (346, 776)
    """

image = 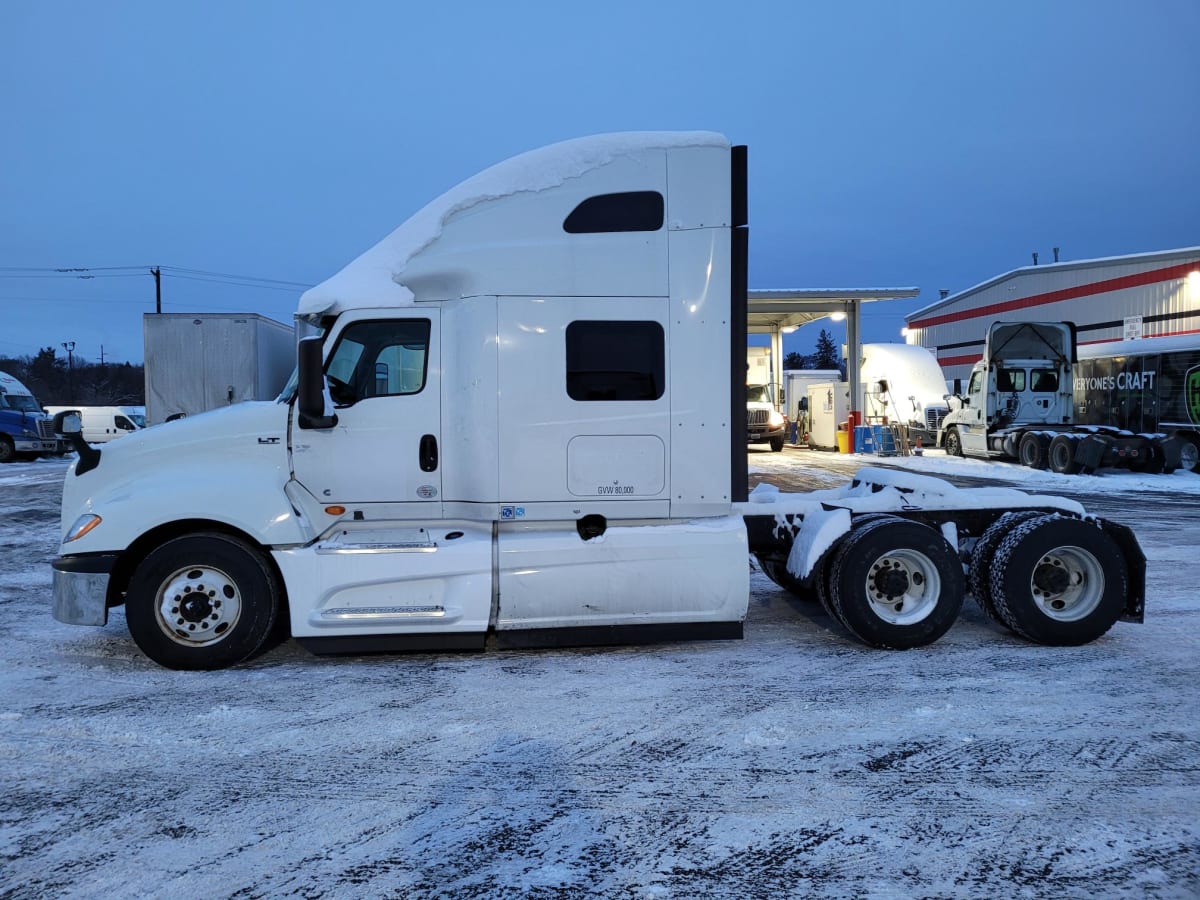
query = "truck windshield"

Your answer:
(747, 385), (772, 403)
(126, 413), (147, 427)
(0, 394), (41, 413)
